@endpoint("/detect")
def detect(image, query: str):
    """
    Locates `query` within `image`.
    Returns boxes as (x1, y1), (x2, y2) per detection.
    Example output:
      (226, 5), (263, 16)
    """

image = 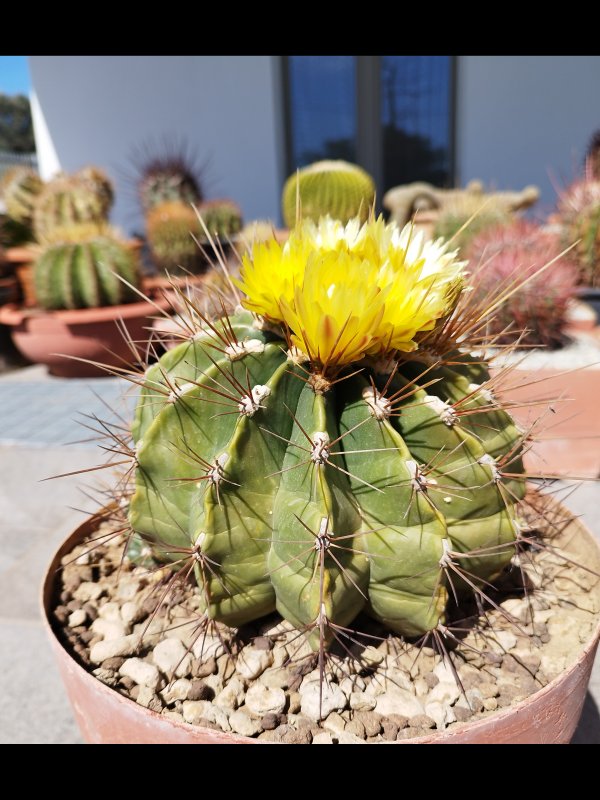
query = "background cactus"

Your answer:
(558, 178), (600, 287)
(468, 221), (578, 348)
(33, 167), (114, 240)
(197, 199), (242, 239)
(128, 218), (526, 652)
(34, 226), (140, 310)
(137, 153), (203, 213)
(146, 201), (204, 274)
(282, 160), (375, 228)
(433, 193), (511, 251)
(0, 166), (43, 225)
